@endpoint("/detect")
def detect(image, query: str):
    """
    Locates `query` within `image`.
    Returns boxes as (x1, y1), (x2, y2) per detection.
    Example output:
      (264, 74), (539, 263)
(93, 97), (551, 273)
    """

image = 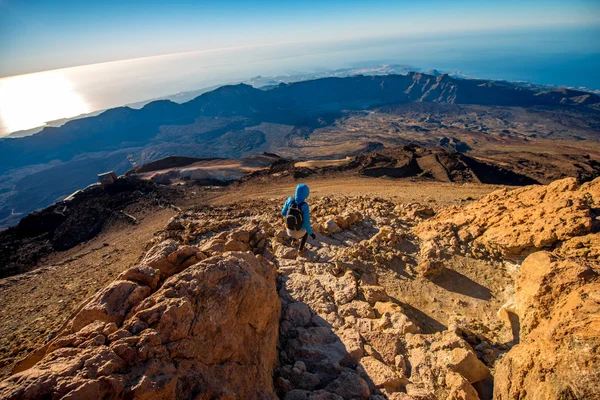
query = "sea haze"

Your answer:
(0, 25), (598, 137)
